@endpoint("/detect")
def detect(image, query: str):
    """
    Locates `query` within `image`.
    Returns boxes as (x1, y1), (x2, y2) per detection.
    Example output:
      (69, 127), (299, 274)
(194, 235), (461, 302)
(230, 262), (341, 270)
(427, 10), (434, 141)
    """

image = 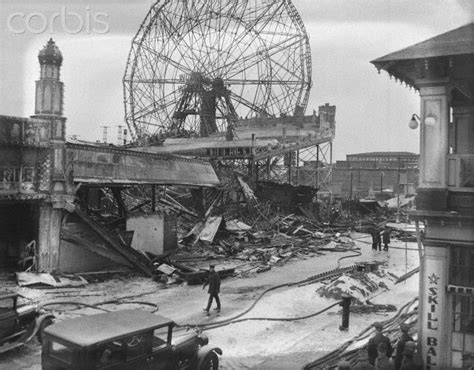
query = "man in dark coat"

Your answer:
(202, 264), (221, 316)
(371, 227), (378, 251)
(394, 323), (414, 369)
(400, 342), (423, 370)
(367, 322), (392, 365)
(382, 228), (391, 251)
(374, 229), (382, 251)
